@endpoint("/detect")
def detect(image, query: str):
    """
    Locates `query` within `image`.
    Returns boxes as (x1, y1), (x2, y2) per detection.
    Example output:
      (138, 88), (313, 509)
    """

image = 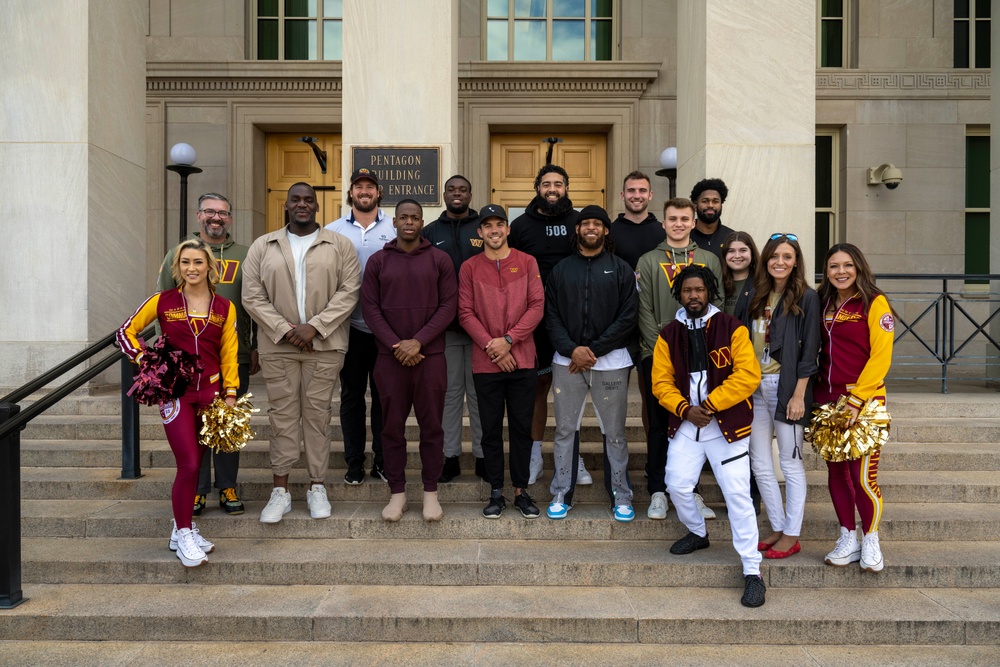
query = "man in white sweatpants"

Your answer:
(650, 265), (766, 608)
